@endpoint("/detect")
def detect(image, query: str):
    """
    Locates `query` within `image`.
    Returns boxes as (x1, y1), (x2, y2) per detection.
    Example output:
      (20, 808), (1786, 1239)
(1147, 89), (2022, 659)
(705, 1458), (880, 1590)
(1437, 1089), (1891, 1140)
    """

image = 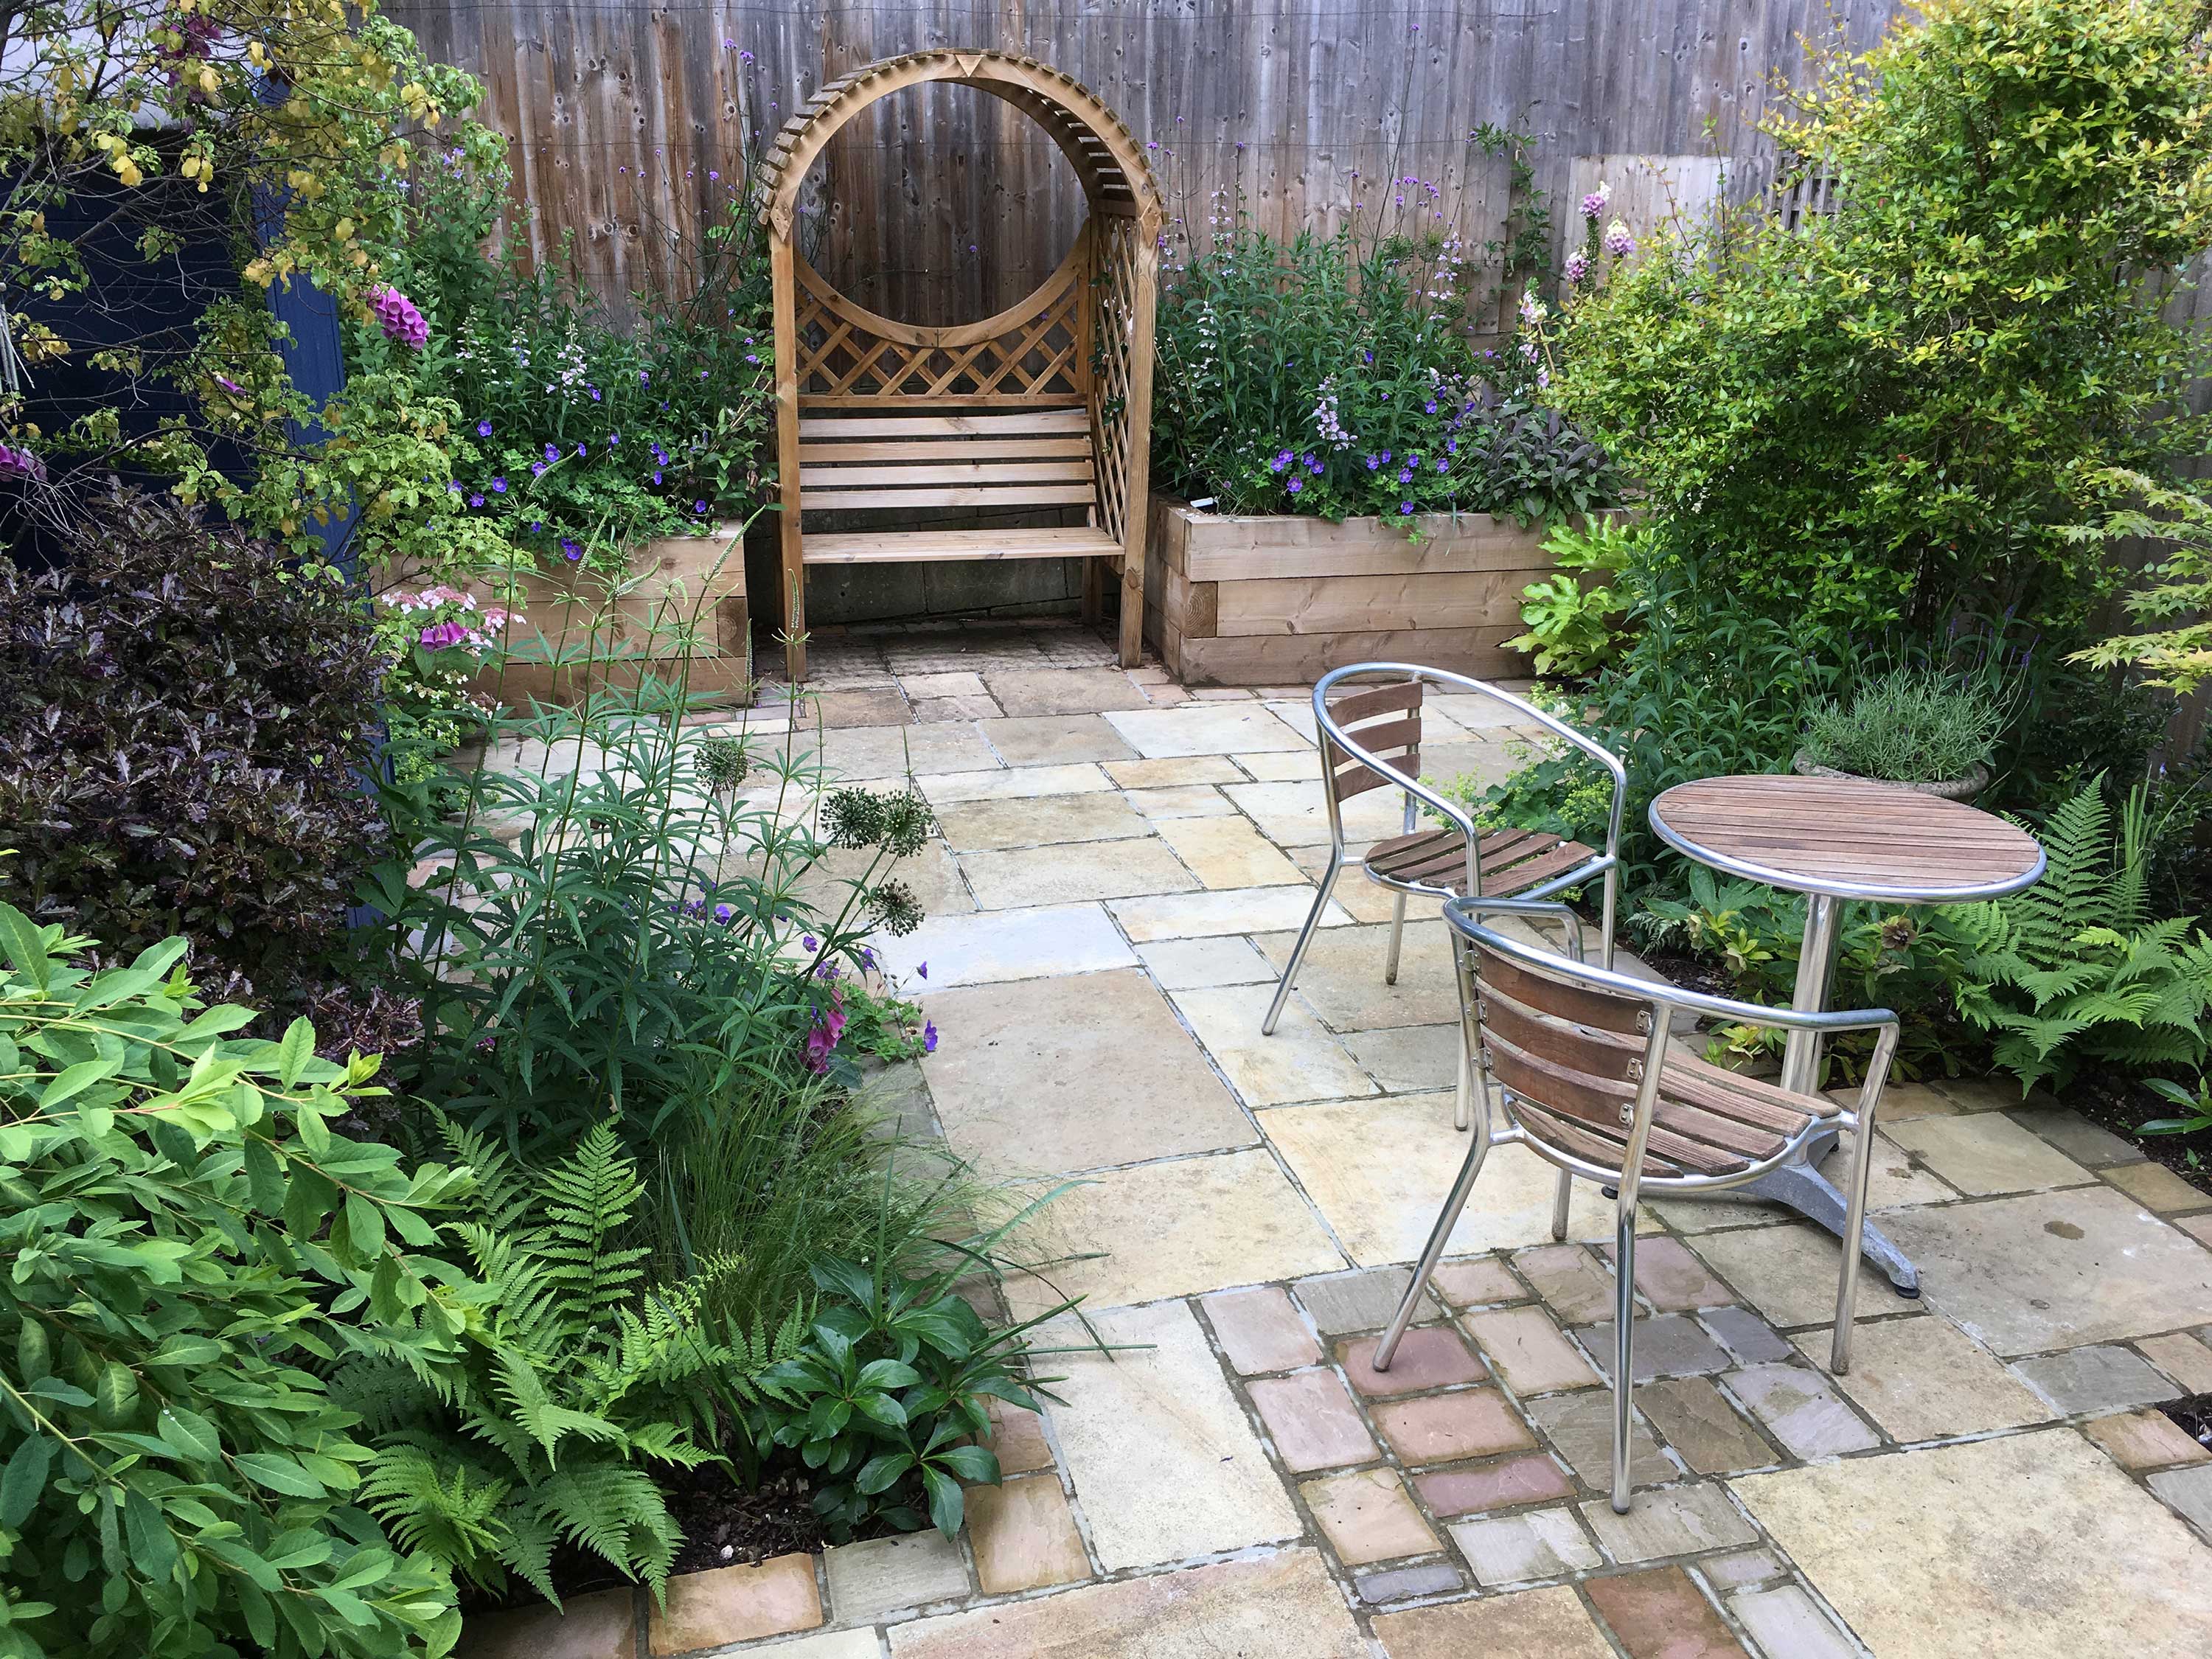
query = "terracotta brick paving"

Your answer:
(462, 622), (2212, 1657)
